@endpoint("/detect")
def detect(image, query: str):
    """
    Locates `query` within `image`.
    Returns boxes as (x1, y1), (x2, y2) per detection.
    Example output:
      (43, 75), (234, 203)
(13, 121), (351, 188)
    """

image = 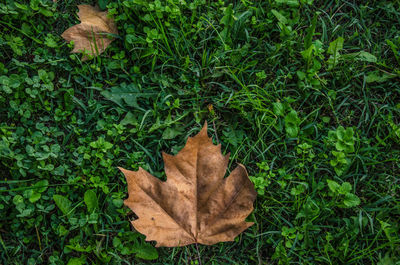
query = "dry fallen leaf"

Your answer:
(119, 122), (257, 247)
(61, 5), (118, 60)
